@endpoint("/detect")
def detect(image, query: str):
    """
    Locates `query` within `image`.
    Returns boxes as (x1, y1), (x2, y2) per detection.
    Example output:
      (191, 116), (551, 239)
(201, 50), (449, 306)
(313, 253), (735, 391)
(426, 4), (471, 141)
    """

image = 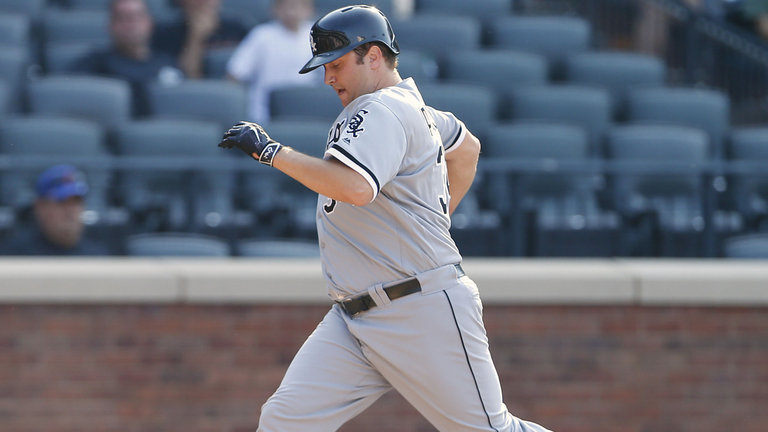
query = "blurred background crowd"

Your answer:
(1, 0), (768, 258)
